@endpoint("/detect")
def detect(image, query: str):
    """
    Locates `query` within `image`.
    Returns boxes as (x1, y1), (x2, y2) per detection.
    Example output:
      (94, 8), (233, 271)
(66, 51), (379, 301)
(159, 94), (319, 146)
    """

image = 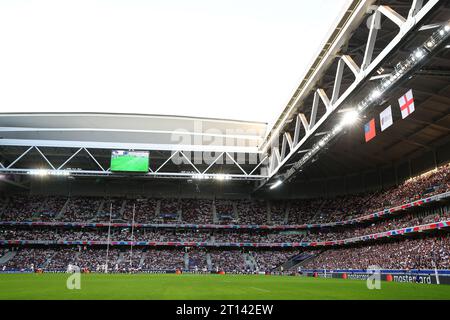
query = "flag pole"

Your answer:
(130, 203), (136, 272)
(105, 202), (113, 273)
(432, 260), (440, 285)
